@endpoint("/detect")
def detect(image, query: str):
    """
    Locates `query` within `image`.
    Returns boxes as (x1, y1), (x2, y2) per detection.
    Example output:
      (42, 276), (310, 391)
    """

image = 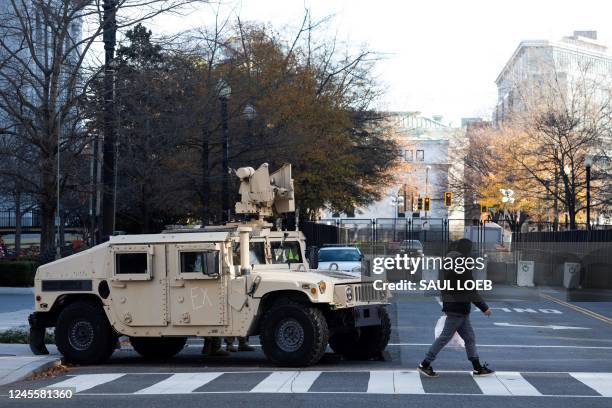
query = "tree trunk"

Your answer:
(14, 192), (22, 257)
(39, 200), (55, 258)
